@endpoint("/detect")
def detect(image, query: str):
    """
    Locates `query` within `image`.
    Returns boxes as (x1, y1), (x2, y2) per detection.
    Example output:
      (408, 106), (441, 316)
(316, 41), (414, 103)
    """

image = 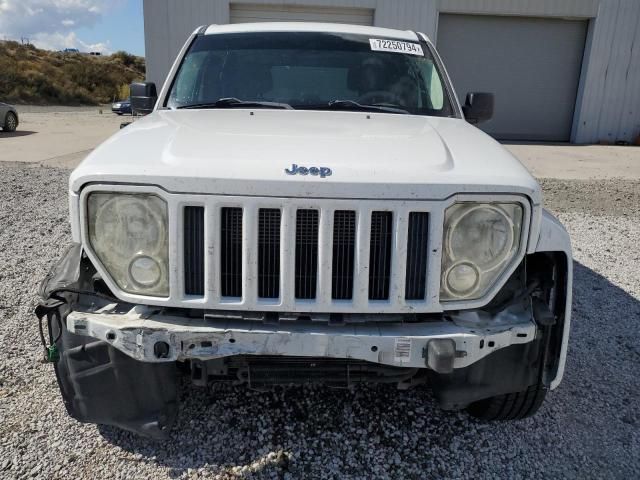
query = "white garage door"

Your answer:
(230, 3), (374, 26)
(437, 14), (588, 141)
